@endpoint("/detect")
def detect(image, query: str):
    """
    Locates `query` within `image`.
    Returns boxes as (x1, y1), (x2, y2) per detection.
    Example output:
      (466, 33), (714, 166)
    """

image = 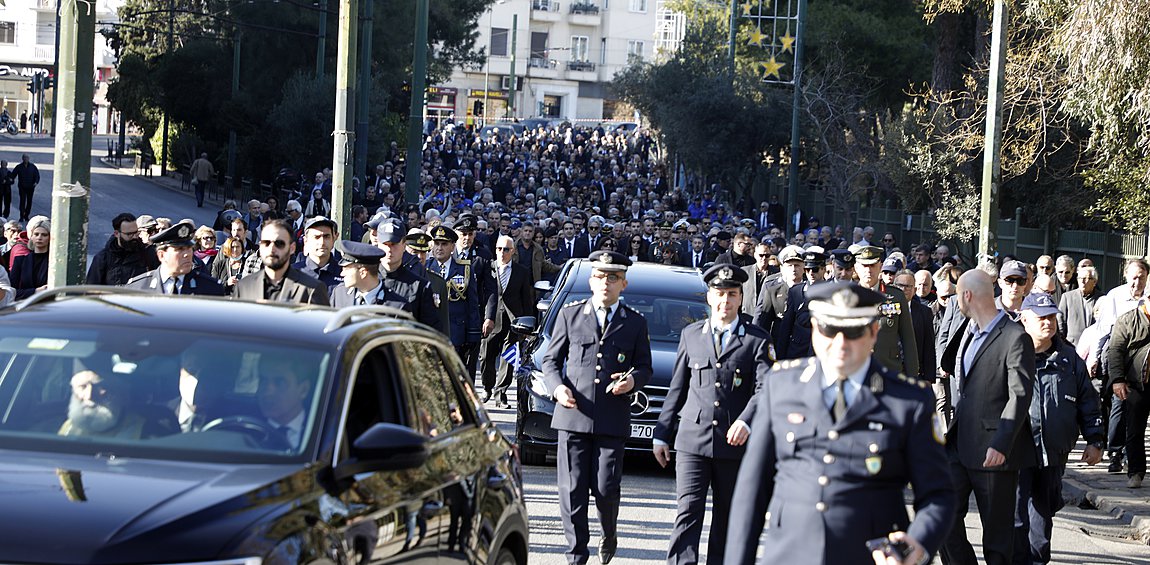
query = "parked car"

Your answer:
(479, 123), (526, 140)
(514, 260), (708, 465)
(0, 287), (528, 565)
